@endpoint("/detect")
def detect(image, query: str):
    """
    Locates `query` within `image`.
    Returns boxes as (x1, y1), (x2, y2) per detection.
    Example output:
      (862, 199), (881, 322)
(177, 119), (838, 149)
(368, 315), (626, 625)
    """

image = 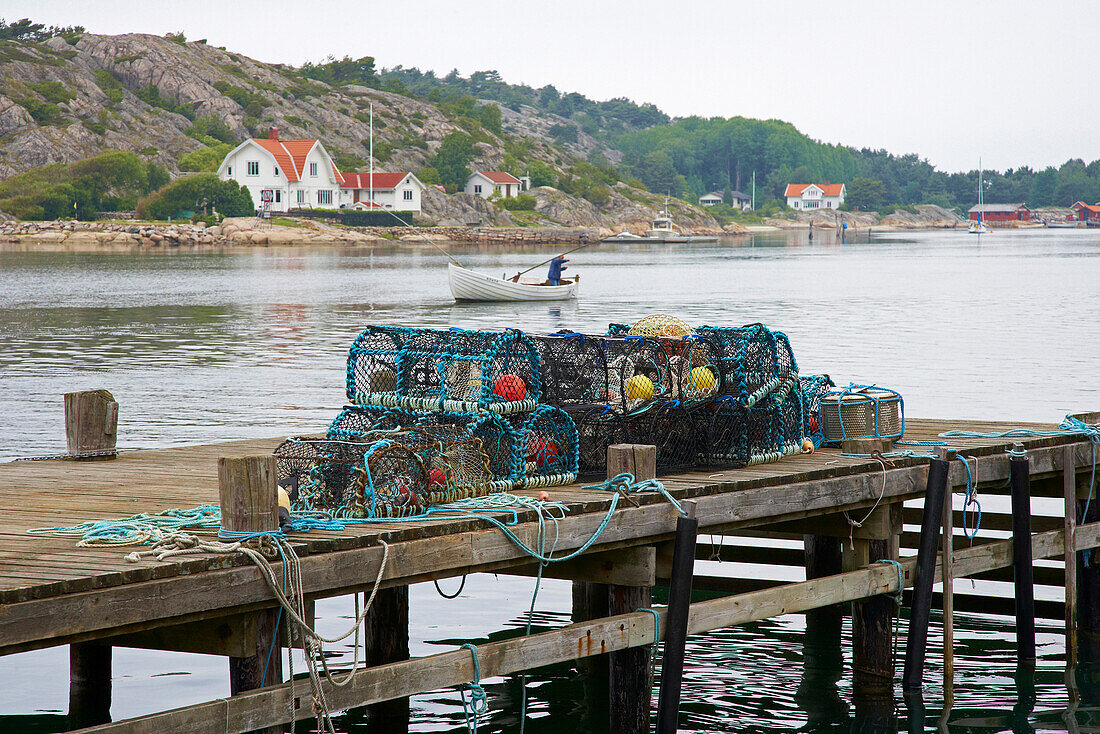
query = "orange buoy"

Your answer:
(538, 491), (550, 502)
